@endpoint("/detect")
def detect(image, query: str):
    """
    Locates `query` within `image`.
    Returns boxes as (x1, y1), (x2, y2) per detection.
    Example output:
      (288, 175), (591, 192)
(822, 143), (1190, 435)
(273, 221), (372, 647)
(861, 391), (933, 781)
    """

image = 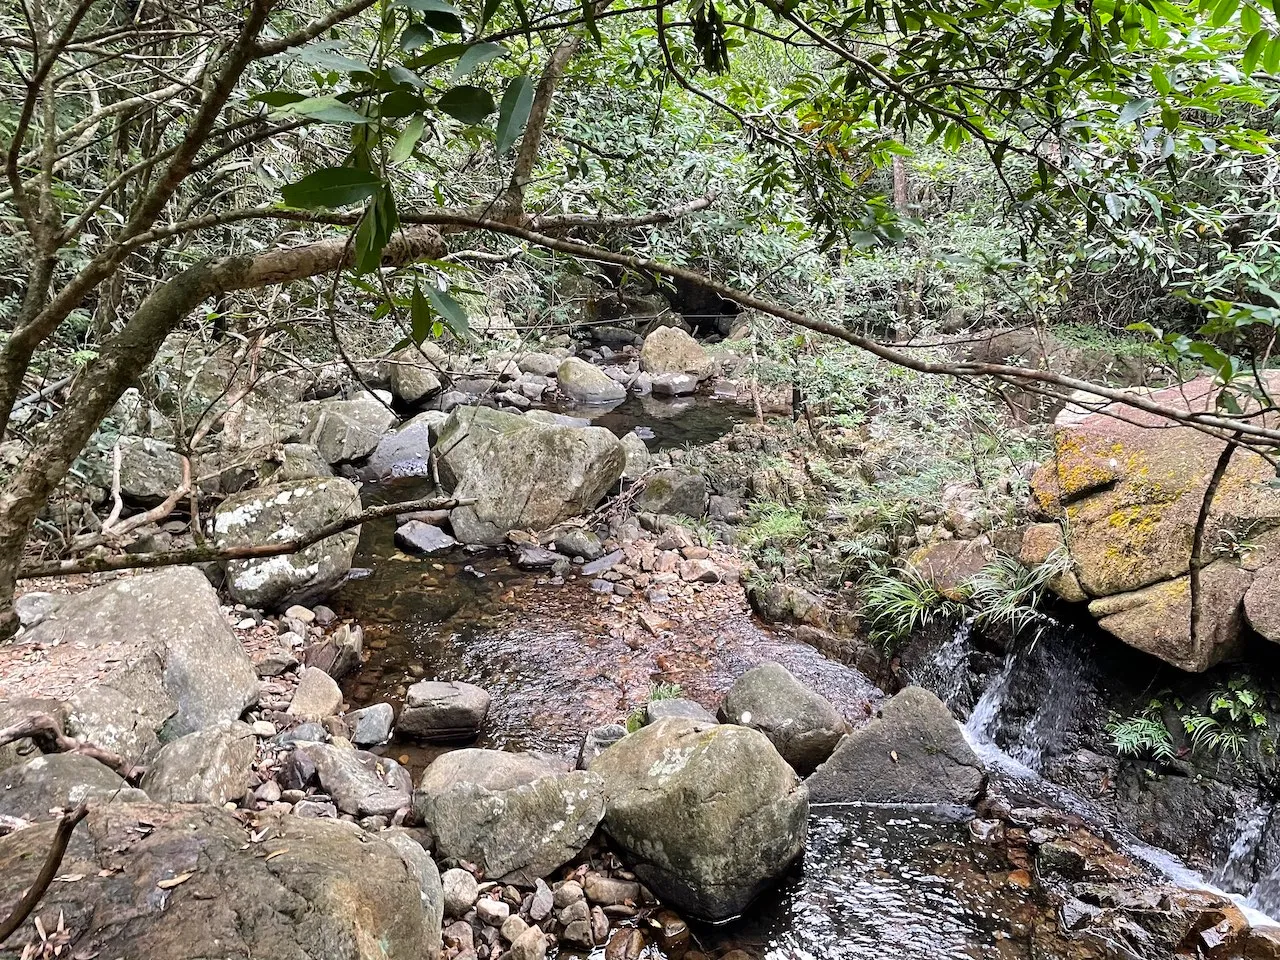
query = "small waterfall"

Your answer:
(917, 619), (972, 705)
